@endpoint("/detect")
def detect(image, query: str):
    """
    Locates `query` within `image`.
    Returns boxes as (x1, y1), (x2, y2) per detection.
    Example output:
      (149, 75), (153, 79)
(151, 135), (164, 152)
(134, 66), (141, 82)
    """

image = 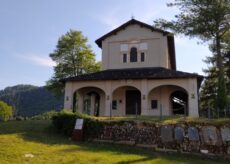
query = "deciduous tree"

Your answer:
(47, 30), (101, 96)
(0, 101), (13, 121)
